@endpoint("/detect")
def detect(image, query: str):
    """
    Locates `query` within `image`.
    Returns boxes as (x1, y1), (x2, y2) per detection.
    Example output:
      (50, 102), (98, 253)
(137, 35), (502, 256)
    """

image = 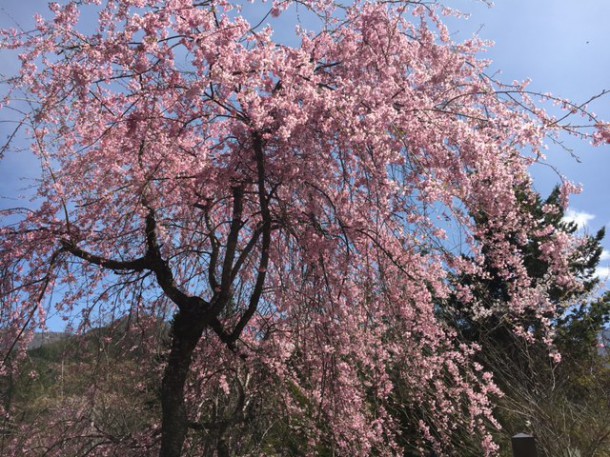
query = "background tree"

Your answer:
(442, 187), (610, 456)
(0, 1), (607, 456)
(0, 318), (165, 457)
